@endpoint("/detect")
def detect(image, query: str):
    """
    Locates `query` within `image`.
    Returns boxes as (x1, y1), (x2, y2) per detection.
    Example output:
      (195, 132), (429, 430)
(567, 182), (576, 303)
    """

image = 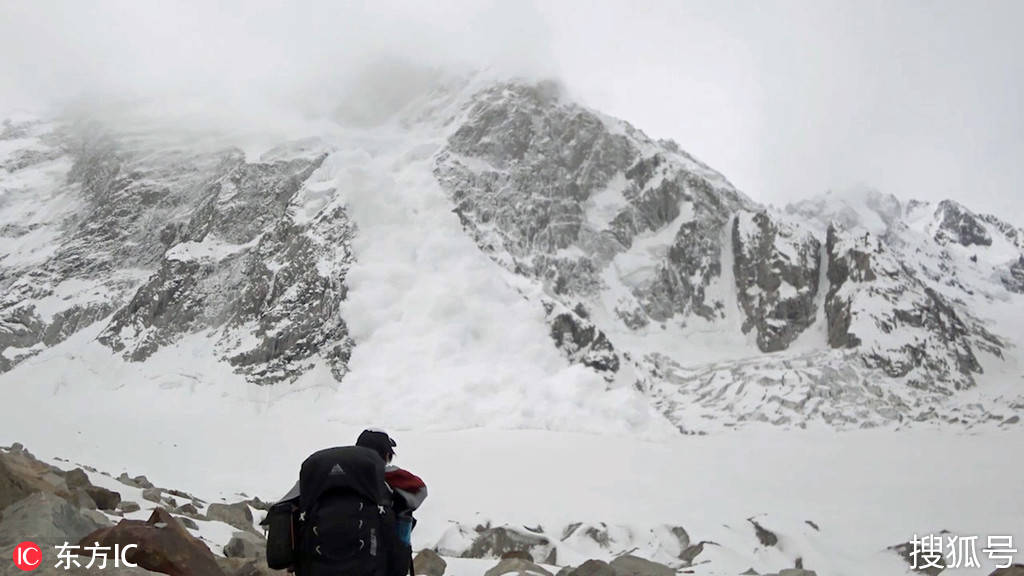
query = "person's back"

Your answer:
(264, 430), (427, 576)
